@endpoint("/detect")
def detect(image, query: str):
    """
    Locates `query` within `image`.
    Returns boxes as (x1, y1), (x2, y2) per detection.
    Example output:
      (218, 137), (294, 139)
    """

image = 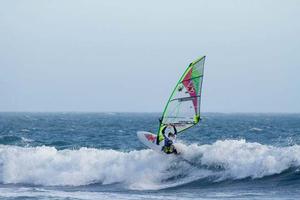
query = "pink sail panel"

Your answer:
(182, 68), (197, 112)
